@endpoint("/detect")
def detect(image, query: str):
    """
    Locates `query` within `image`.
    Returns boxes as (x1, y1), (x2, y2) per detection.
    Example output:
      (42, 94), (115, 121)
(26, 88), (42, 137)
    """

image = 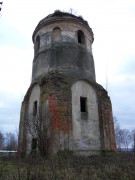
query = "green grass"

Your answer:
(0, 153), (135, 180)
